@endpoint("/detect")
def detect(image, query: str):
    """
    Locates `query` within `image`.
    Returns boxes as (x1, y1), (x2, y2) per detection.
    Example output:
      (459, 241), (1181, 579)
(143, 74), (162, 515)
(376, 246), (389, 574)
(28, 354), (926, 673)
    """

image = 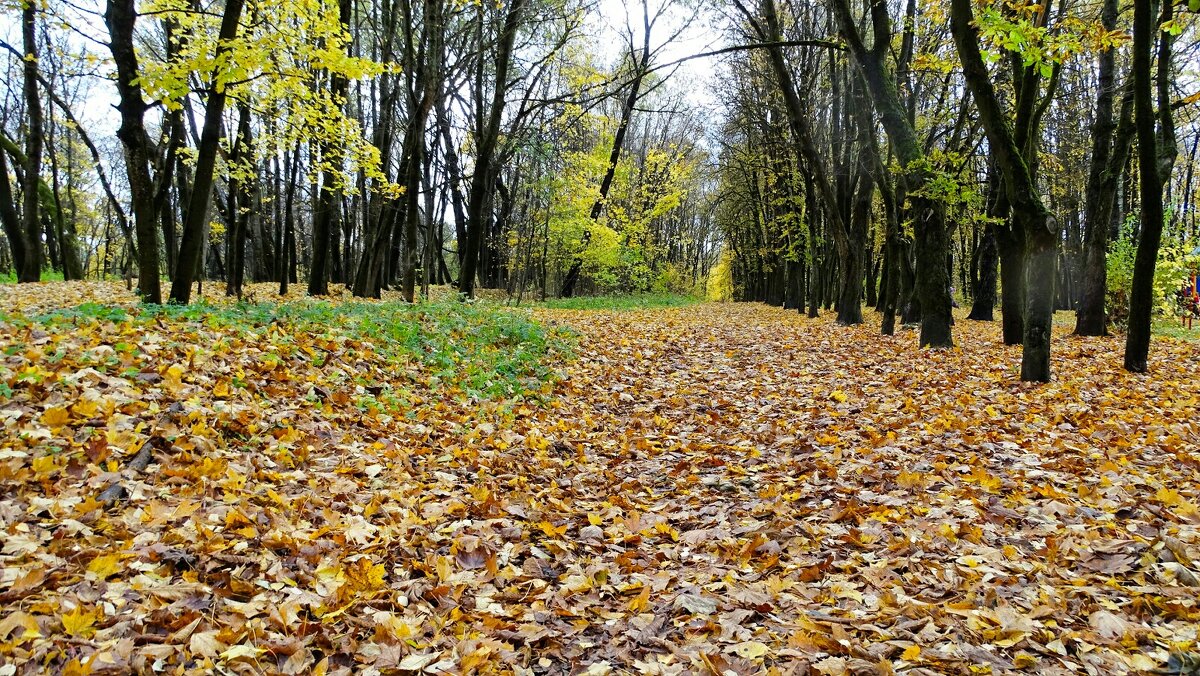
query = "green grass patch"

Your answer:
(1153, 317), (1200, 340)
(10, 298), (573, 402)
(0, 270), (66, 284)
(532, 293), (699, 311)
